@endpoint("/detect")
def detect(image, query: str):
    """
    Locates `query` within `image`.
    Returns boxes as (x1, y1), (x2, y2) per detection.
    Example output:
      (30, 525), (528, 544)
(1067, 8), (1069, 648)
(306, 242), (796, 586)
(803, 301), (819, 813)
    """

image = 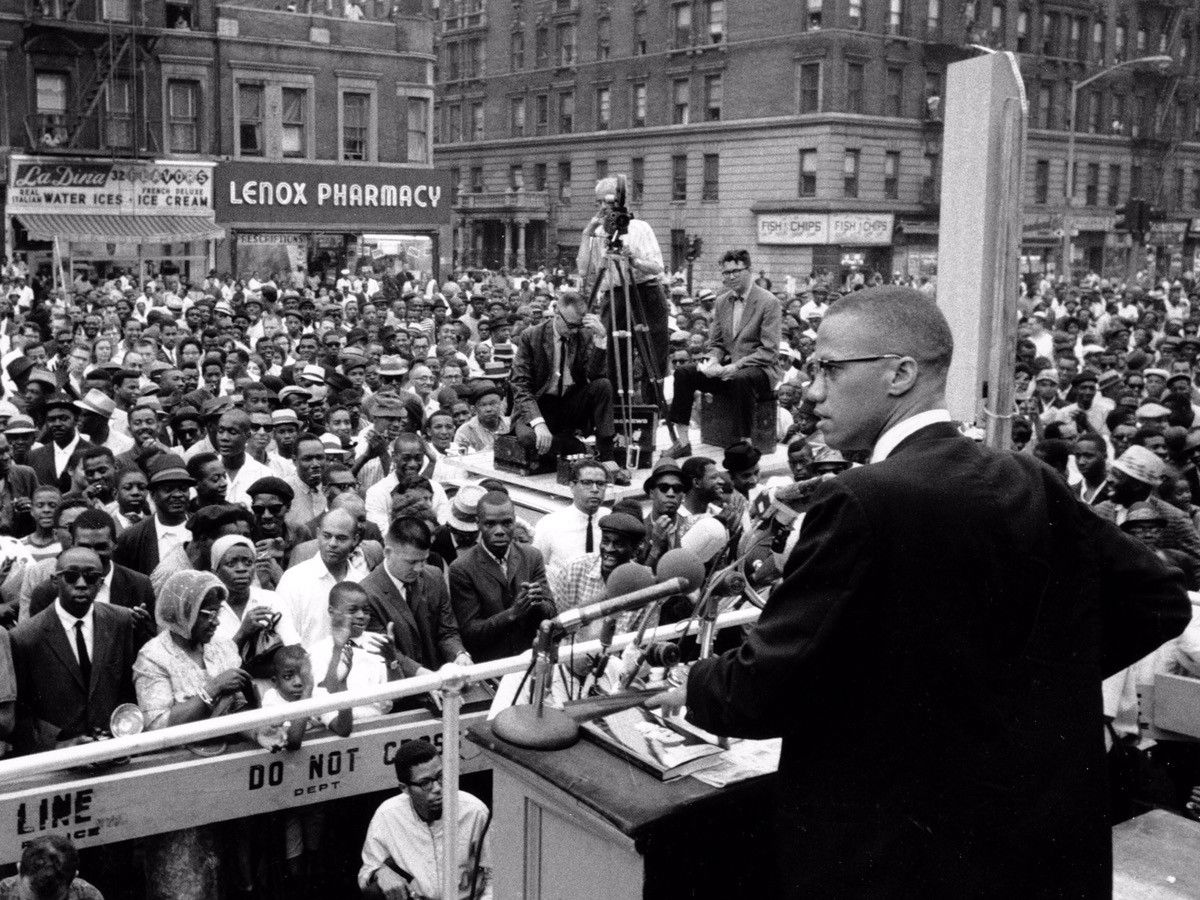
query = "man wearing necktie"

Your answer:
(665, 249), (782, 458)
(511, 289), (623, 476)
